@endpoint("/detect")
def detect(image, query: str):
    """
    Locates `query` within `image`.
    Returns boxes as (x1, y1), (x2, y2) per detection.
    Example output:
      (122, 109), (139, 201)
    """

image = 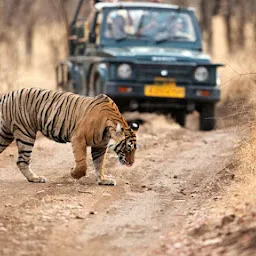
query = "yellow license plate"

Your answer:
(144, 80), (185, 98)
